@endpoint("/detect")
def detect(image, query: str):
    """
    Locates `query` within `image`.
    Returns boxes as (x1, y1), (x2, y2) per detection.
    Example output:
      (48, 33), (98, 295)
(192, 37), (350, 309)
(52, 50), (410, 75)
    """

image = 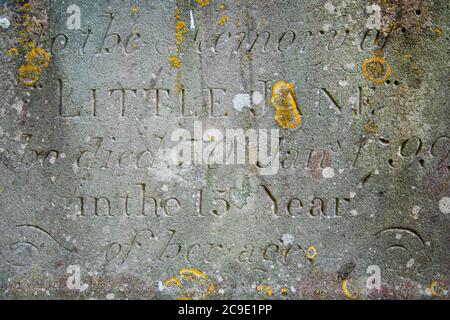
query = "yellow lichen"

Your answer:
(362, 50), (392, 84)
(20, 14), (31, 26)
(341, 279), (359, 299)
(218, 16), (229, 26)
(21, 3), (32, 12)
(218, 3), (226, 11)
(164, 268), (216, 300)
(271, 81), (301, 129)
(196, 0), (209, 7)
(25, 47), (51, 70)
(19, 64), (40, 86)
(13, 2), (51, 86)
(305, 245), (317, 260)
(256, 285), (273, 297)
(179, 268), (208, 281)
(429, 280), (445, 297)
(169, 54), (181, 68)
(171, 7), (188, 71)
(130, 6), (139, 14)
(280, 287), (288, 295)
(164, 277), (182, 287)
(363, 120), (379, 135)
(7, 47), (19, 58)
(175, 20), (186, 31)
(175, 20), (187, 46)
